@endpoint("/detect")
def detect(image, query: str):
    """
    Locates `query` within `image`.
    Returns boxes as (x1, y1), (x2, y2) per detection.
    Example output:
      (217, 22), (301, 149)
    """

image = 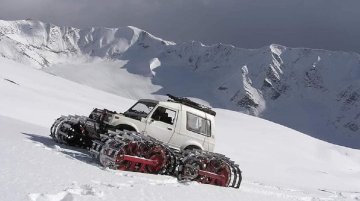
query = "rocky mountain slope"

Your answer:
(0, 19), (359, 148)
